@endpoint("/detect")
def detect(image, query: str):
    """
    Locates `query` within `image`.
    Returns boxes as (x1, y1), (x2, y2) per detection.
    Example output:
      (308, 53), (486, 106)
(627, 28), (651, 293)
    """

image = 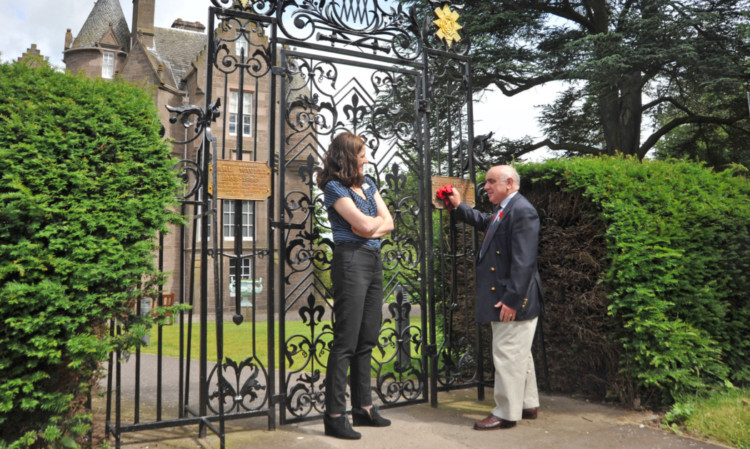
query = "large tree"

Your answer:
(651, 17), (750, 170)
(427, 0), (750, 161)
